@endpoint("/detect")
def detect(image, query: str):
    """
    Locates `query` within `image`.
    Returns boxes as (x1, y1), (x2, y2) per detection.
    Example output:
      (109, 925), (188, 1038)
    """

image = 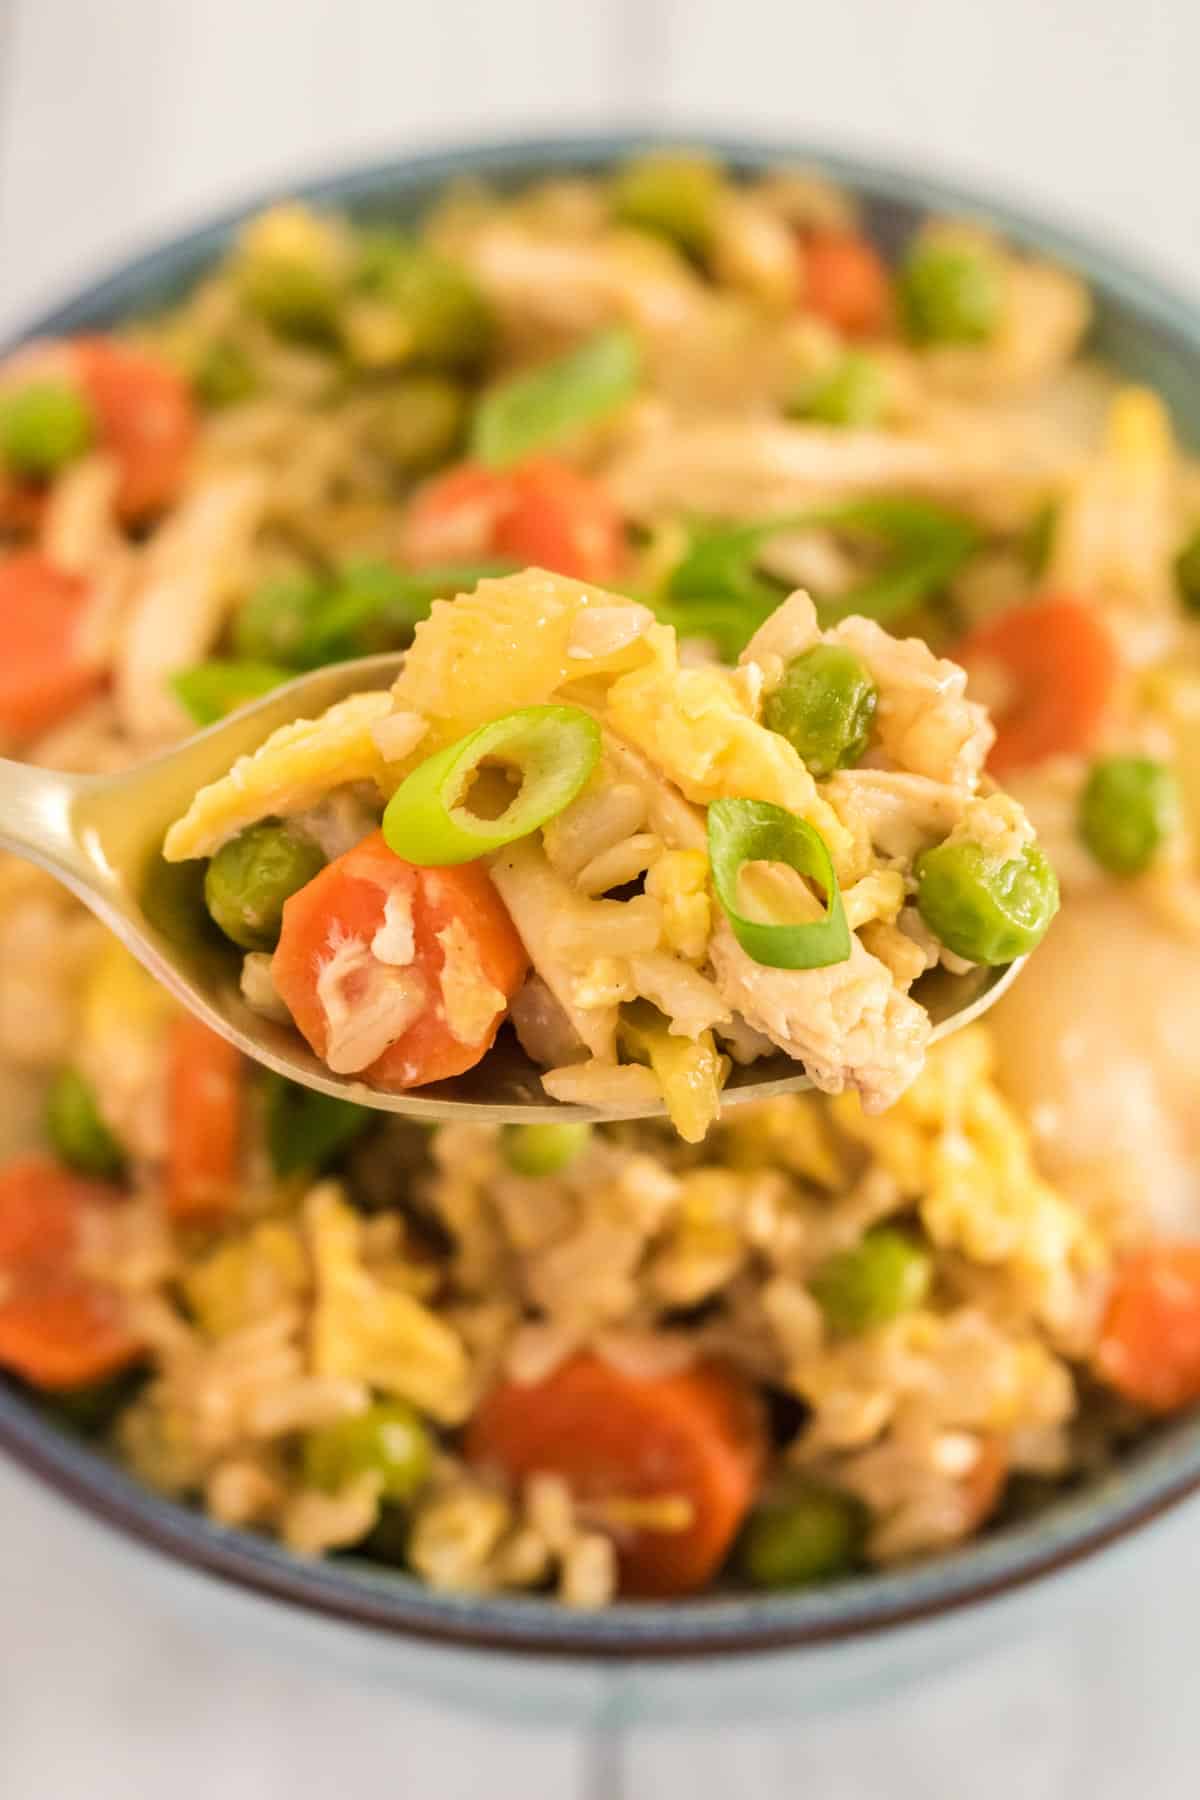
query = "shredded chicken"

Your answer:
(823, 769), (969, 862)
(605, 418), (1072, 524)
(830, 616), (994, 788)
(115, 470), (269, 741)
(709, 916), (930, 1113)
